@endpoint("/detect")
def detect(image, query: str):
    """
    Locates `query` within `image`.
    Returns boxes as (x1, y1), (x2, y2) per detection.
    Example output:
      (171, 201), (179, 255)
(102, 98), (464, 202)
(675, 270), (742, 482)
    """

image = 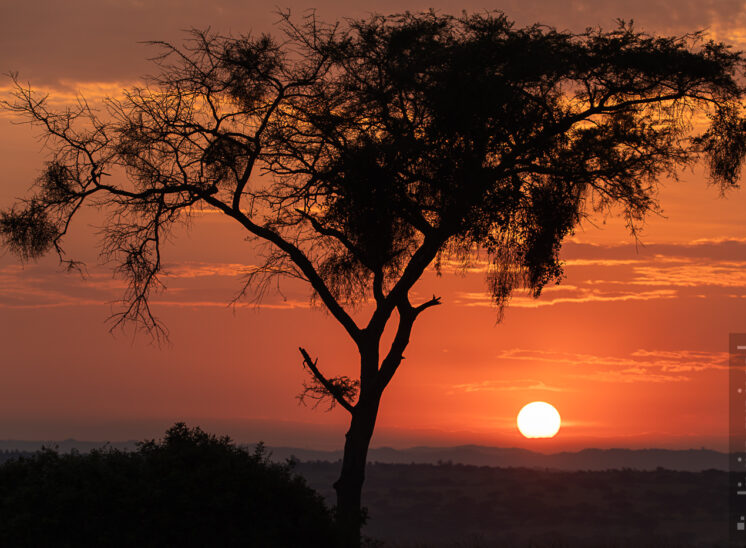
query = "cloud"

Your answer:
(564, 259), (644, 267)
(443, 238), (746, 312)
(0, 263), (122, 308)
(493, 347), (728, 383)
(455, 288), (678, 308)
(627, 263), (746, 288)
(573, 369), (691, 383)
(150, 299), (310, 310)
(452, 379), (567, 393)
(161, 262), (259, 279)
(449, 346), (724, 391)
(563, 238), (746, 262)
(0, 261), (309, 310)
(0, 80), (139, 118)
(4, 237), (744, 314)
